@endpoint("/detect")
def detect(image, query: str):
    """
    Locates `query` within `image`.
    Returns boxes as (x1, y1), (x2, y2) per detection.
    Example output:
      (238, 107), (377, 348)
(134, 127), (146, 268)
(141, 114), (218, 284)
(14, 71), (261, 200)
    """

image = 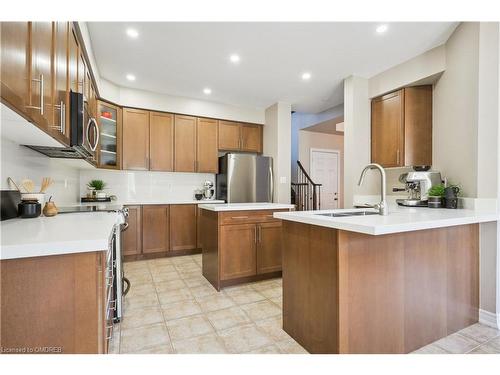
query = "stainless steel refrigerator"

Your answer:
(216, 153), (273, 203)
